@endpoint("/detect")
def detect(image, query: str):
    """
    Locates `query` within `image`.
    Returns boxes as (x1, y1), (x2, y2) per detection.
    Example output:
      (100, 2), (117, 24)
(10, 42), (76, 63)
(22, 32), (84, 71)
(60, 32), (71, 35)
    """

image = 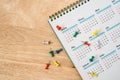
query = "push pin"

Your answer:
(45, 63), (50, 69)
(96, 40), (101, 49)
(54, 61), (60, 67)
(49, 50), (54, 57)
(92, 29), (99, 36)
(89, 56), (95, 62)
(73, 31), (79, 37)
(56, 48), (63, 54)
(42, 41), (51, 45)
(82, 41), (90, 46)
(56, 25), (62, 31)
(90, 72), (98, 77)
